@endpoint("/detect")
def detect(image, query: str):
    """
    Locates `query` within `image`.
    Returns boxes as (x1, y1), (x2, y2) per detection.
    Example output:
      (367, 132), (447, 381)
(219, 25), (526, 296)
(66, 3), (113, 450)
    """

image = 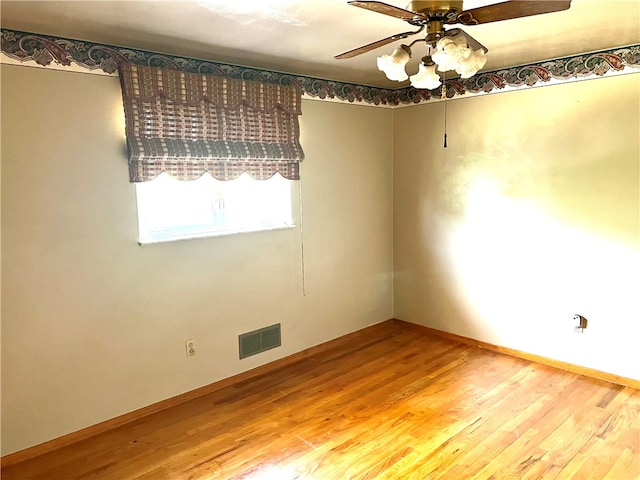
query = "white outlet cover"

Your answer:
(185, 339), (196, 356)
